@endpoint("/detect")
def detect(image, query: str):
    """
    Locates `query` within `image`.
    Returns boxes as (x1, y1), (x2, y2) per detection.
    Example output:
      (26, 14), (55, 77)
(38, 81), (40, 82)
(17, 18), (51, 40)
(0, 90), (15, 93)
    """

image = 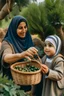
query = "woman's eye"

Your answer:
(24, 26), (27, 28)
(18, 27), (22, 29)
(18, 26), (27, 29)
